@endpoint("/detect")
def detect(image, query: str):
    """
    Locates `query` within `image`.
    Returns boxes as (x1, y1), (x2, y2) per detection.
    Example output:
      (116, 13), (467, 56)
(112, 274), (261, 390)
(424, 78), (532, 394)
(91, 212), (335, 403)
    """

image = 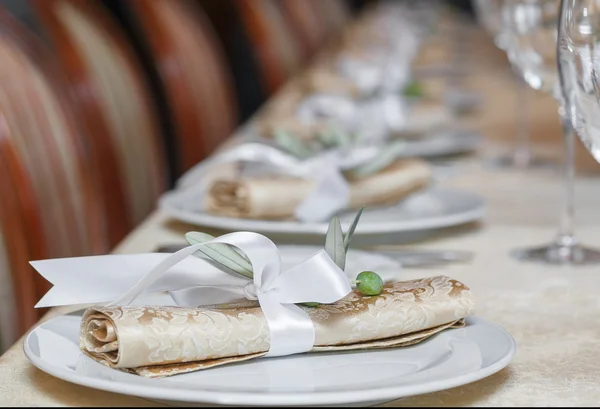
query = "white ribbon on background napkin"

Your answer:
(32, 232), (351, 357)
(294, 93), (408, 143)
(176, 141), (386, 223)
(337, 51), (412, 96)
